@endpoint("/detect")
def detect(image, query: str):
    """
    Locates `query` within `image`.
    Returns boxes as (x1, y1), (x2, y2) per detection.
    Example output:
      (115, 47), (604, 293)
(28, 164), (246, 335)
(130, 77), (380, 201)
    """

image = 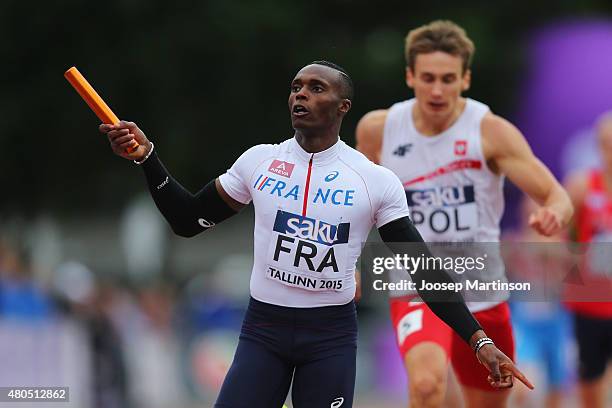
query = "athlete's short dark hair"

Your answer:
(310, 60), (354, 101)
